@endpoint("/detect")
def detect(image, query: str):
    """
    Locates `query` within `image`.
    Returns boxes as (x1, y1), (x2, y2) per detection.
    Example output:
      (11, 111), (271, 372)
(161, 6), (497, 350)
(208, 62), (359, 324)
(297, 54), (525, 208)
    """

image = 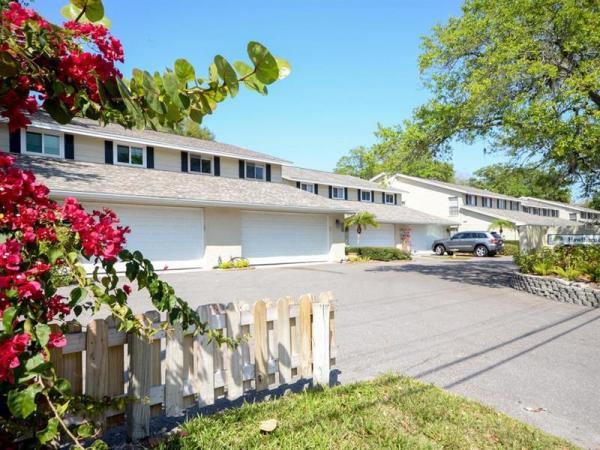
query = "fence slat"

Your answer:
(254, 299), (269, 391)
(195, 304), (214, 406)
(225, 302), (243, 399)
(127, 313), (152, 442)
(312, 302), (331, 387)
(320, 291), (337, 361)
(86, 319), (109, 428)
(276, 297), (292, 384)
(165, 323), (184, 417)
(105, 318), (125, 426)
(299, 294), (313, 378)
